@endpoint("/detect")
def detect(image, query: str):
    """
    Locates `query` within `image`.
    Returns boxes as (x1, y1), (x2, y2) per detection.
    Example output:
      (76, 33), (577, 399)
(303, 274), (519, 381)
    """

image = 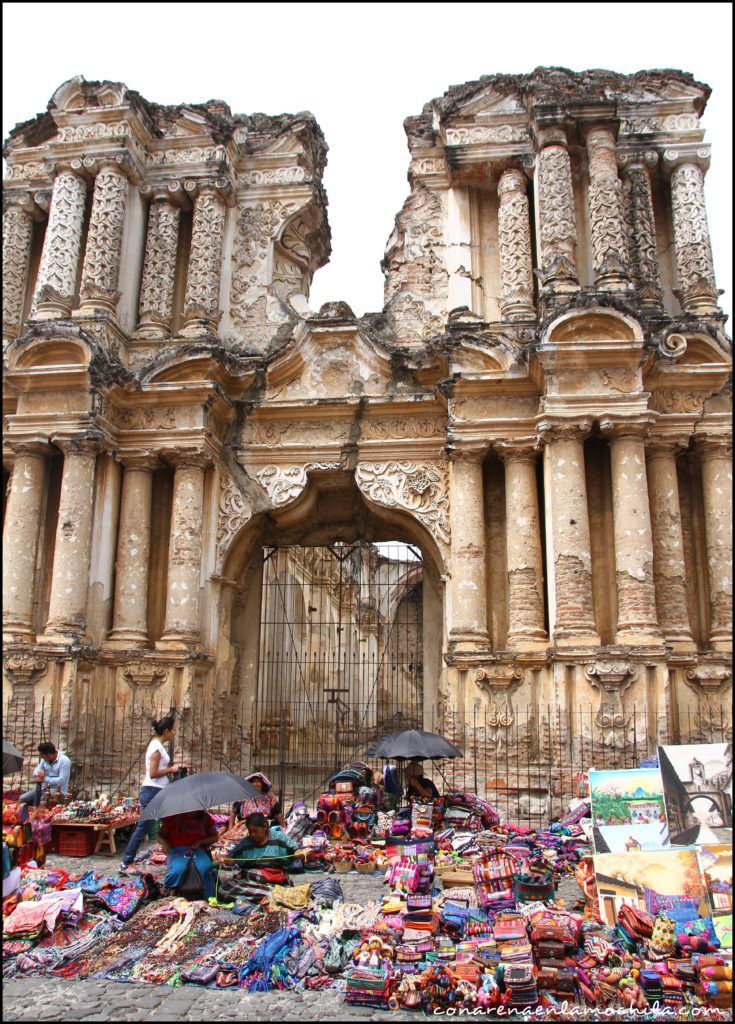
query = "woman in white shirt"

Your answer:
(119, 716), (181, 875)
